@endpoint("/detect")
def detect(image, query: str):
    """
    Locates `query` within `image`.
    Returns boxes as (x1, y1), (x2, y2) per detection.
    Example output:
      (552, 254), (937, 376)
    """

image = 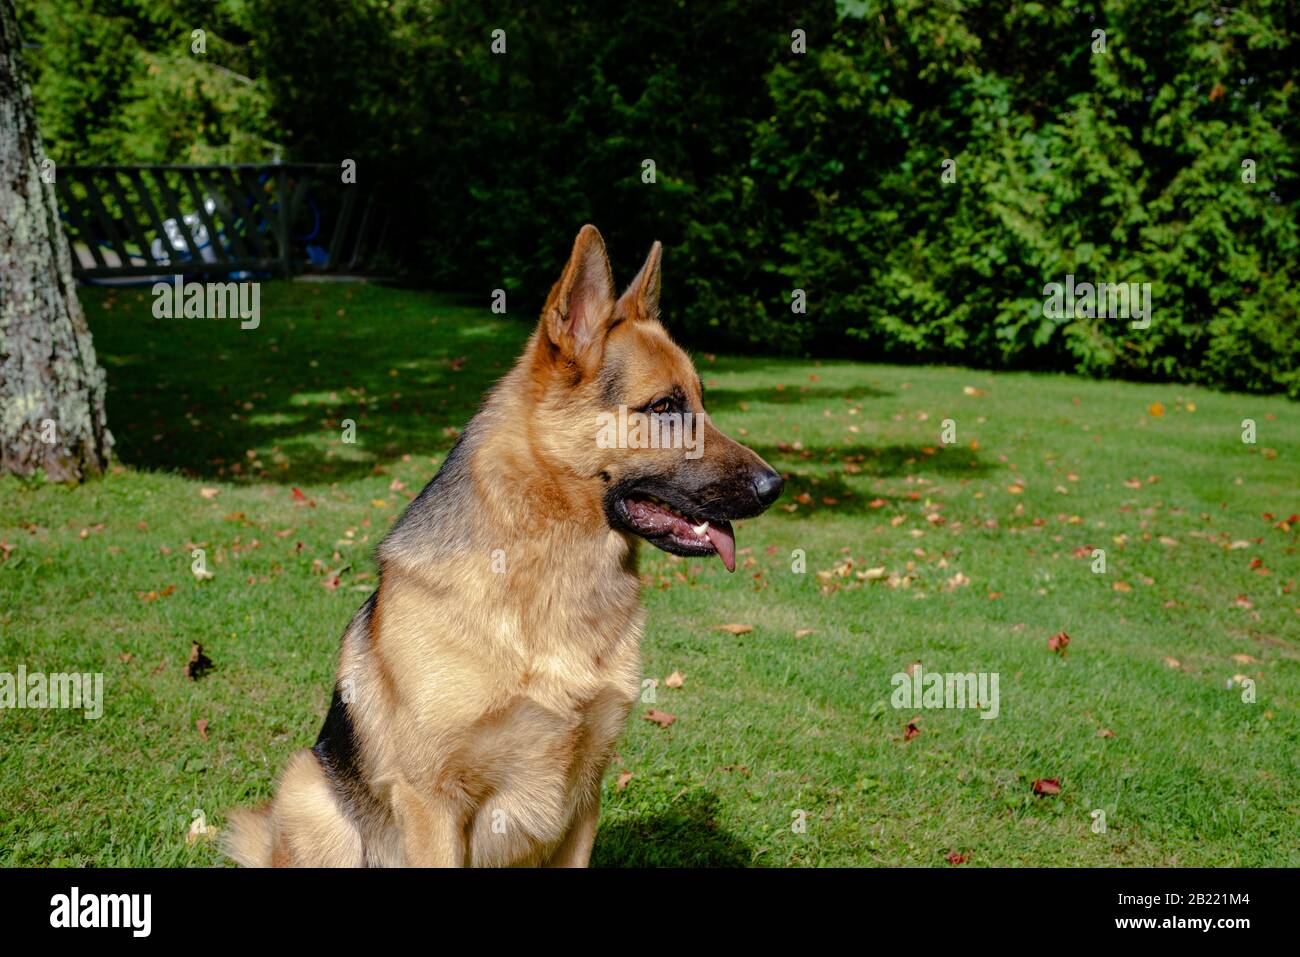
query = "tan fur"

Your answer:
(224, 226), (774, 867)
